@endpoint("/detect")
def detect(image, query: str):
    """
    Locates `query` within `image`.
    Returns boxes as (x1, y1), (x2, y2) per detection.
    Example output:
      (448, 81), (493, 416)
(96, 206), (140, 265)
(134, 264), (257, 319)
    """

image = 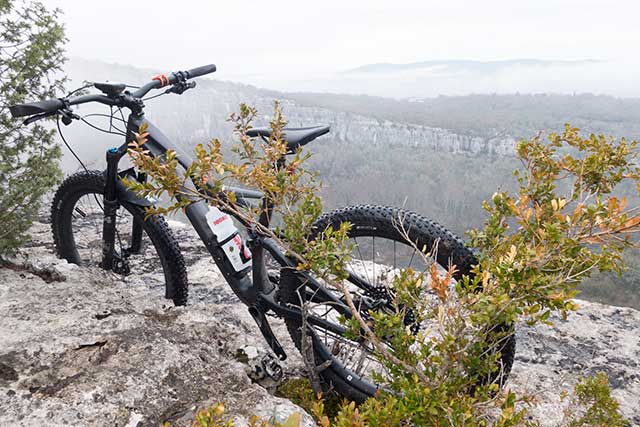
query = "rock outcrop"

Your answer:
(0, 220), (311, 427)
(0, 219), (638, 426)
(511, 303), (639, 426)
